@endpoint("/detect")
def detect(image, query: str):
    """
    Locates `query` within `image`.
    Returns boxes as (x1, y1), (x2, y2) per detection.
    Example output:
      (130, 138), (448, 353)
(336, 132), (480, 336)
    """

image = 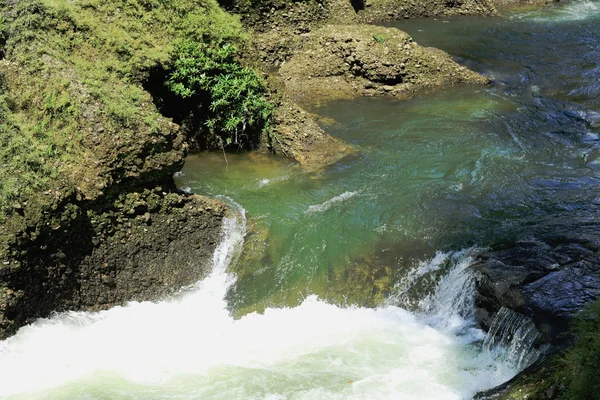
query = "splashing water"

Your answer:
(483, 308), (548, 372)
(0, 207), (529, 400)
